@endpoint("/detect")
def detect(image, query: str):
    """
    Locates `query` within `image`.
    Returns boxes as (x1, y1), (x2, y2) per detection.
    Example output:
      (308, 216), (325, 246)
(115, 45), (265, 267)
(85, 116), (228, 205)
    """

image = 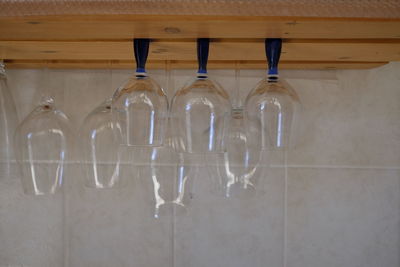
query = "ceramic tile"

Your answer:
(0, 163), (64, 267)
(62, 69), (113, 128)
(66, 163), (173, 267)
(238, 69), (265, 105)
(174, 165), (285, 267)
(6, 69), (41, 121)
(7, 68), (68, 121)
(287, 62), (400, 167)
(287, 167), (400, 267)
